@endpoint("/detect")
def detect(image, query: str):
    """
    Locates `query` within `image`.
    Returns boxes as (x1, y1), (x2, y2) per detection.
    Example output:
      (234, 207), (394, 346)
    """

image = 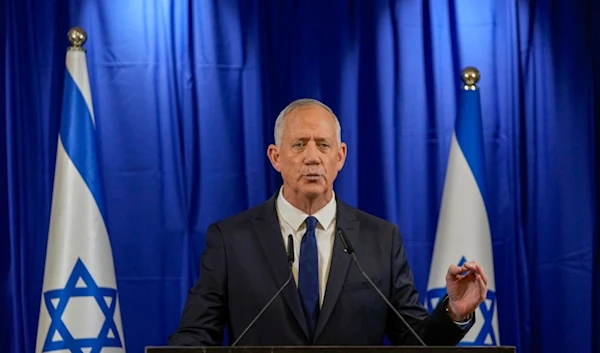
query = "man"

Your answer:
(168, 98), (487, 346)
